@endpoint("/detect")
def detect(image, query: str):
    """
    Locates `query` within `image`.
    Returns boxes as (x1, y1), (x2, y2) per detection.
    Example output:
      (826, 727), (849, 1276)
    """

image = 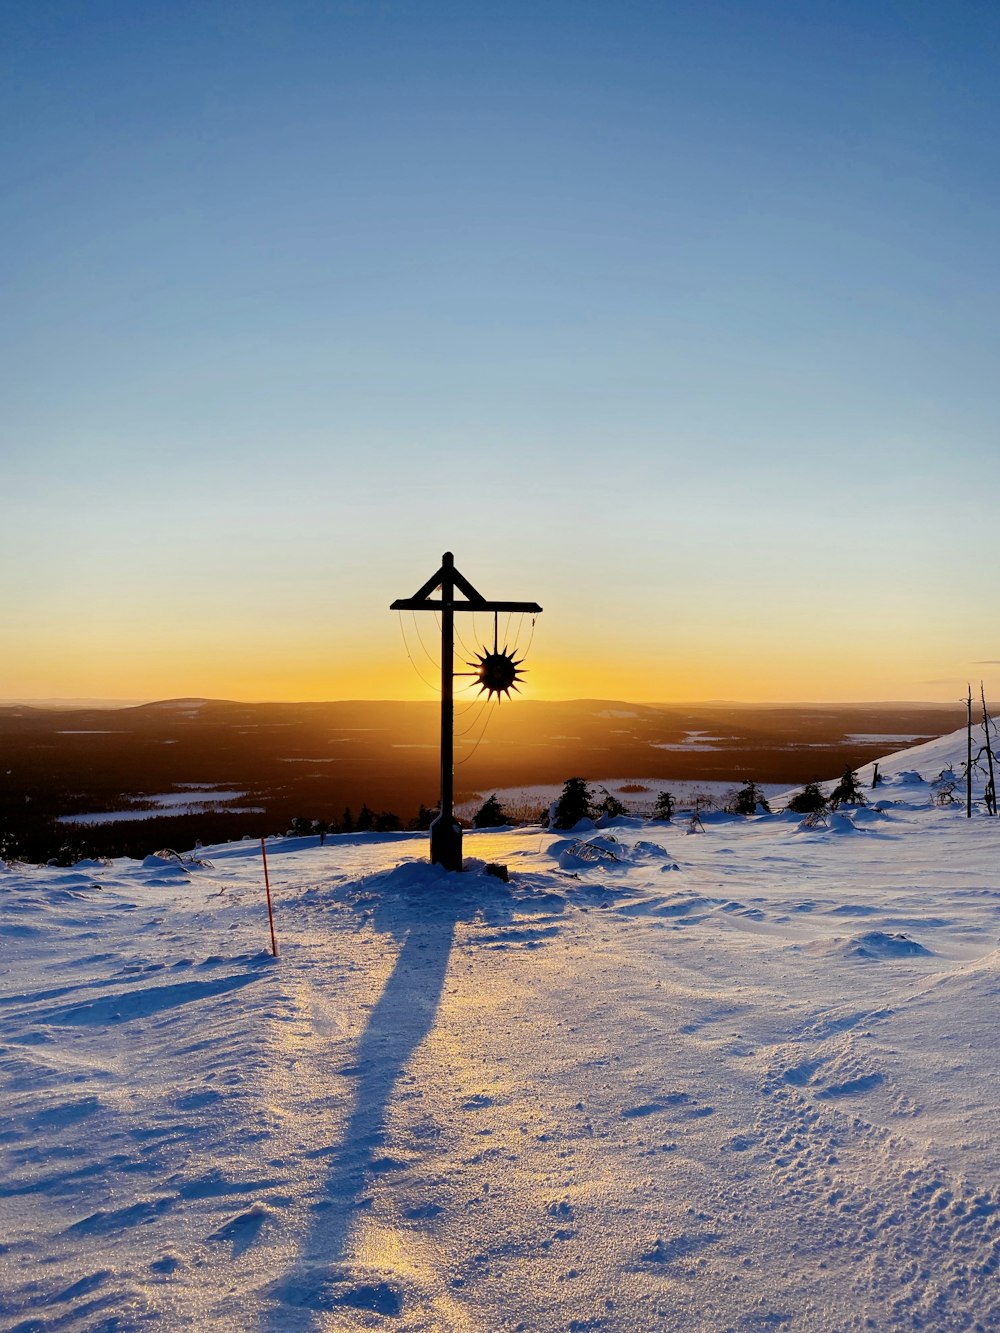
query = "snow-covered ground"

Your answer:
(57, 788), (264, 827)
(2, 730), (999, 1330)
